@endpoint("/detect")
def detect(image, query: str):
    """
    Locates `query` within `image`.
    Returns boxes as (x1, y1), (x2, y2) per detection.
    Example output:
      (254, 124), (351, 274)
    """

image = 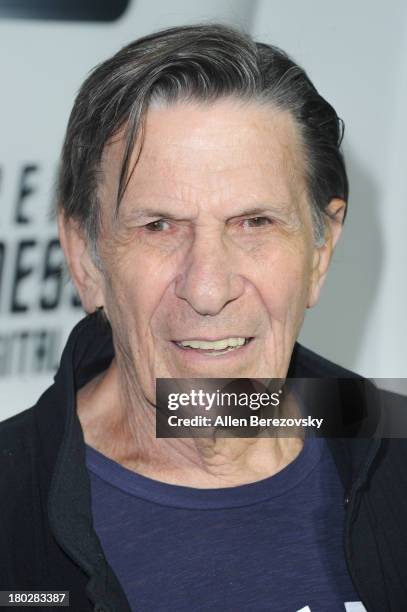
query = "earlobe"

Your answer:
(306, 198), (346, 309)
(306, 243), (330, 308)
(58, 212), (104, 313)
